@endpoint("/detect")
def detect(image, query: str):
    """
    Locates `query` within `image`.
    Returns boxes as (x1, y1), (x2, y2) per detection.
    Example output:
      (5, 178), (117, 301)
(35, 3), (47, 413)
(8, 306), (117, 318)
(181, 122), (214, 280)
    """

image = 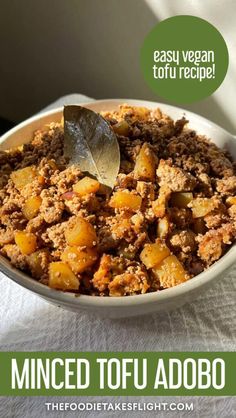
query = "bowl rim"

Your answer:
(0, 98), (236, 308)
(0, 98), (234, 145)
